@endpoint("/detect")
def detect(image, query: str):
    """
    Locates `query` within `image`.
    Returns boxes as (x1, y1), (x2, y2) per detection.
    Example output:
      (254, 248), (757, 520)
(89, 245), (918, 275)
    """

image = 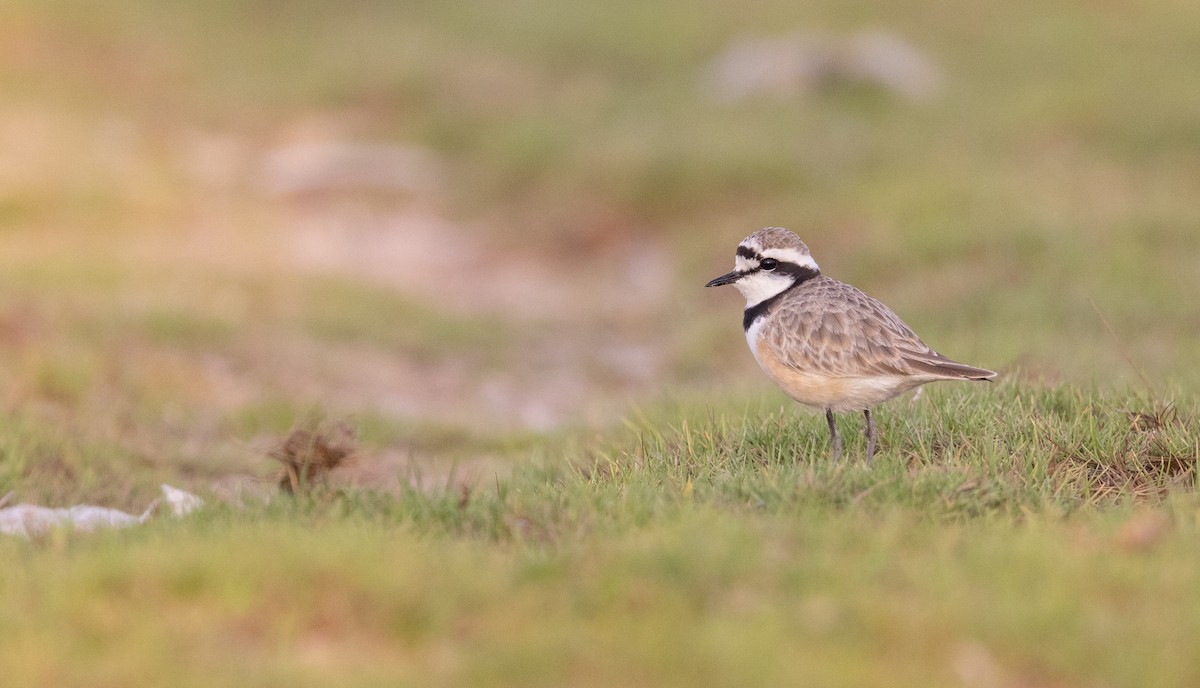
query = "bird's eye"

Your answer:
(760, 258), (778, 271)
